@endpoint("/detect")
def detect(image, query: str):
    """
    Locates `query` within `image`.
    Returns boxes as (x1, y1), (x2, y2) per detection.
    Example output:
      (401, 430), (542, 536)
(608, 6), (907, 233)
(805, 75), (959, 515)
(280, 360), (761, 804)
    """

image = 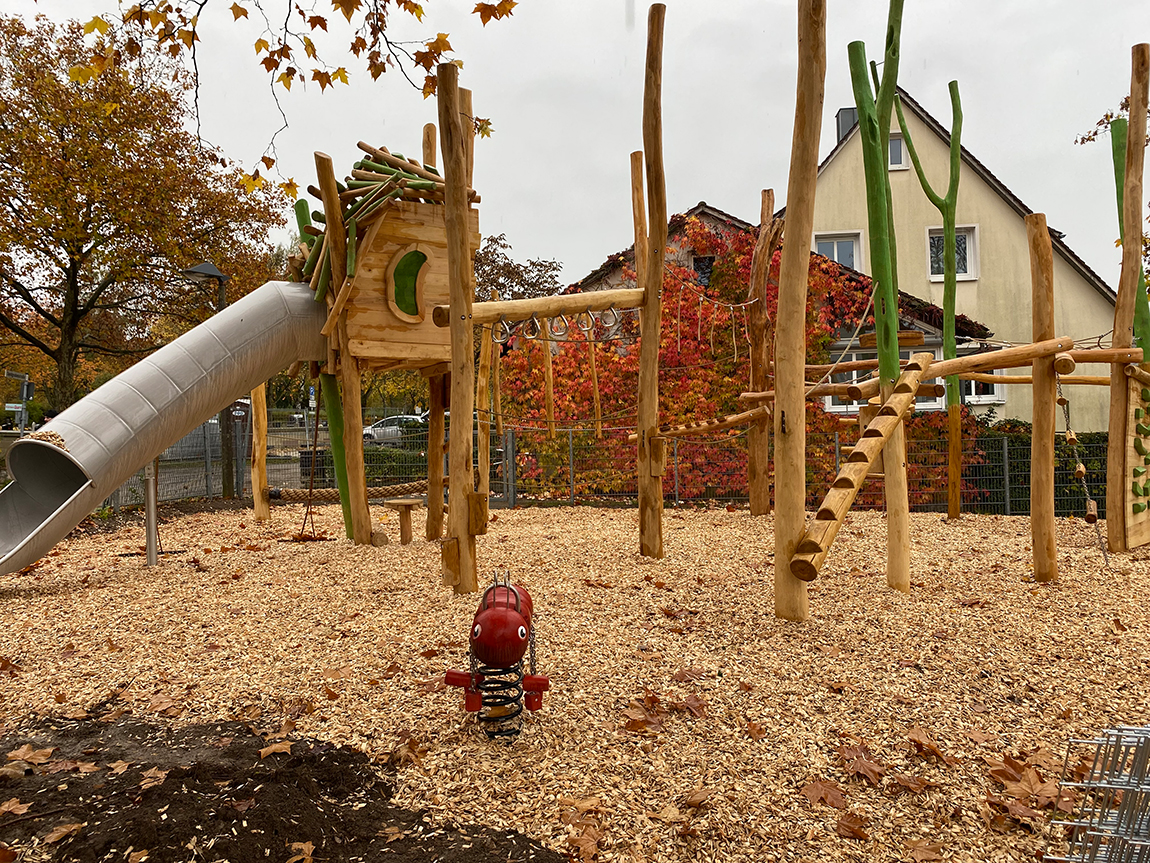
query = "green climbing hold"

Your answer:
(1136, 467), (1148, 478)
(1138, 408), (1145, 419)
(1135, 502), (1148, 515)
(1135, 481), (1148, 497)
(1138, 423), (1150, 436)
(1137, 438), (1150, 457)
(1142, 388), (1150, 402)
